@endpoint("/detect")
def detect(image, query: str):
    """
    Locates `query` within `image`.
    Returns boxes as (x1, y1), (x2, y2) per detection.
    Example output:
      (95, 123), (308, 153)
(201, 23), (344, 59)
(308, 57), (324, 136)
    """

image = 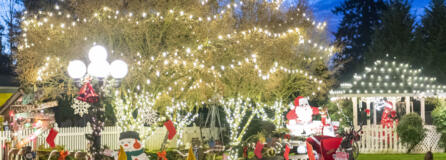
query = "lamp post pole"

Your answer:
(67, 45), (128, 159)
